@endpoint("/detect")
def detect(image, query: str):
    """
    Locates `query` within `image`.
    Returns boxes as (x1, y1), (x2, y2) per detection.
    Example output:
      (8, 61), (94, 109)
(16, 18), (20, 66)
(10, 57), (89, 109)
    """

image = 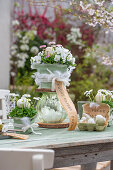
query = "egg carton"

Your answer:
(78, 123), (106, 132)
